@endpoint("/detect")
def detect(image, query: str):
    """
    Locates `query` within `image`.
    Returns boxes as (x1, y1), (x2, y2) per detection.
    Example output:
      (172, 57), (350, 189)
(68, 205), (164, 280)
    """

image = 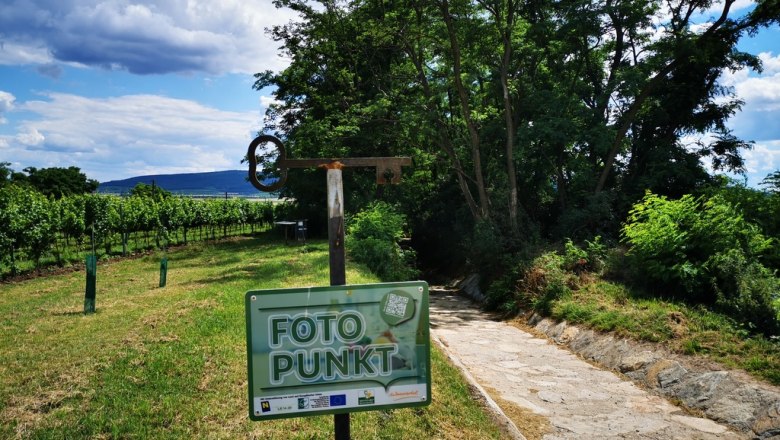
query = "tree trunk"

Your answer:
(440, 0), (490, 219)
